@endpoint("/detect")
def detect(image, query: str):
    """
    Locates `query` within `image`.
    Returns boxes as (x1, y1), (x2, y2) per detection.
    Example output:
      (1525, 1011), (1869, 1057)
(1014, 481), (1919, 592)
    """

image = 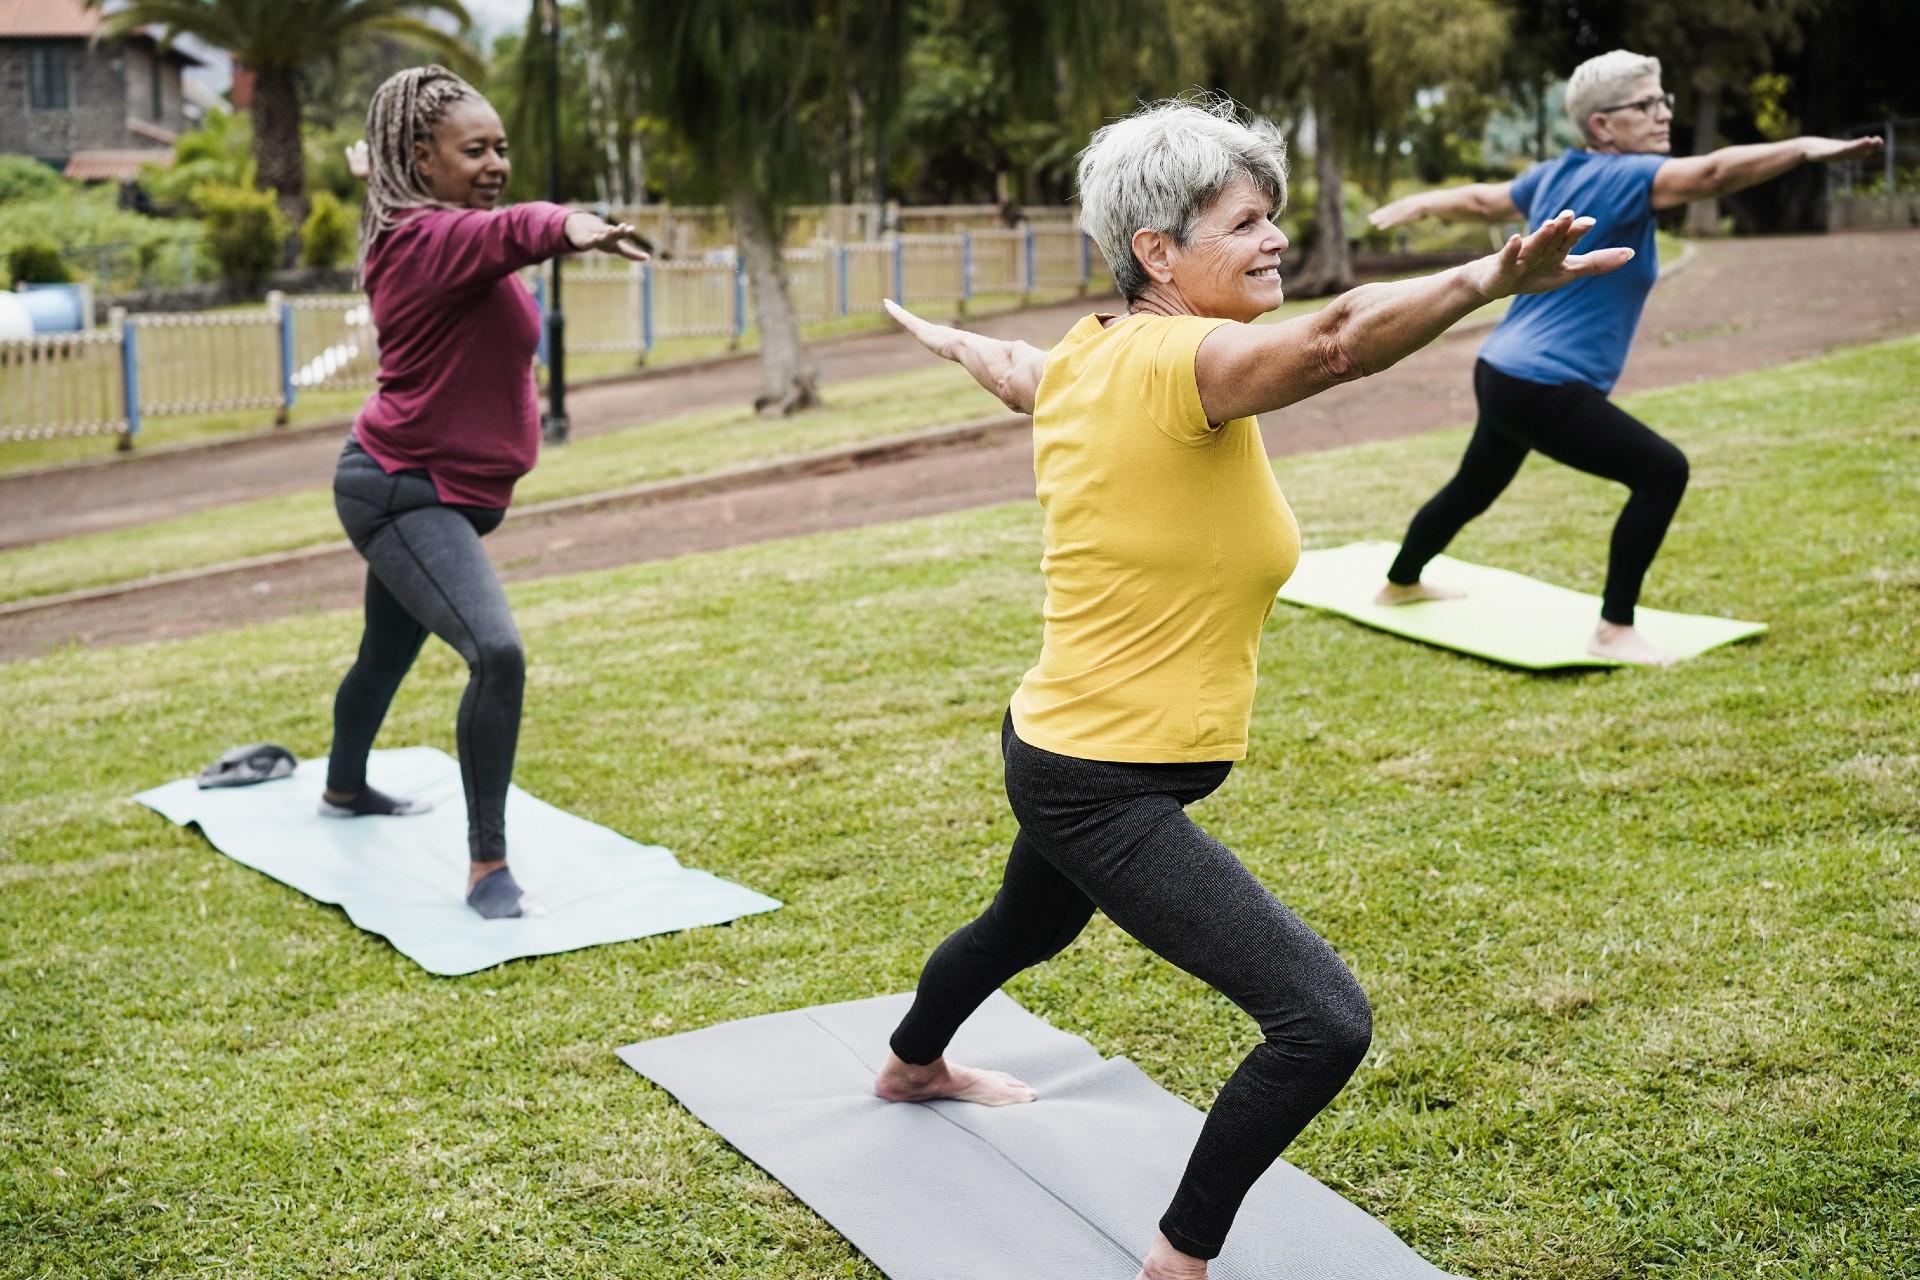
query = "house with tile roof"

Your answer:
(0, 0), (203, 182)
